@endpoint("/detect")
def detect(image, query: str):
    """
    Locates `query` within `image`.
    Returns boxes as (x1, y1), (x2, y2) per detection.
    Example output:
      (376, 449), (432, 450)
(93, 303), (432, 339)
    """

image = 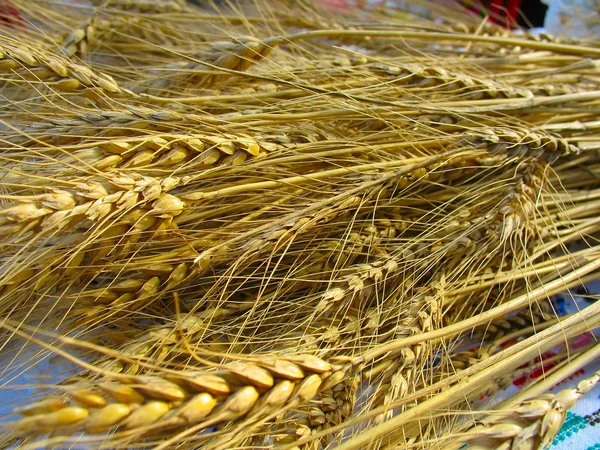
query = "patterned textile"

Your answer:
(550, 370), (600, 449)
(551, 287), (600, 449)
